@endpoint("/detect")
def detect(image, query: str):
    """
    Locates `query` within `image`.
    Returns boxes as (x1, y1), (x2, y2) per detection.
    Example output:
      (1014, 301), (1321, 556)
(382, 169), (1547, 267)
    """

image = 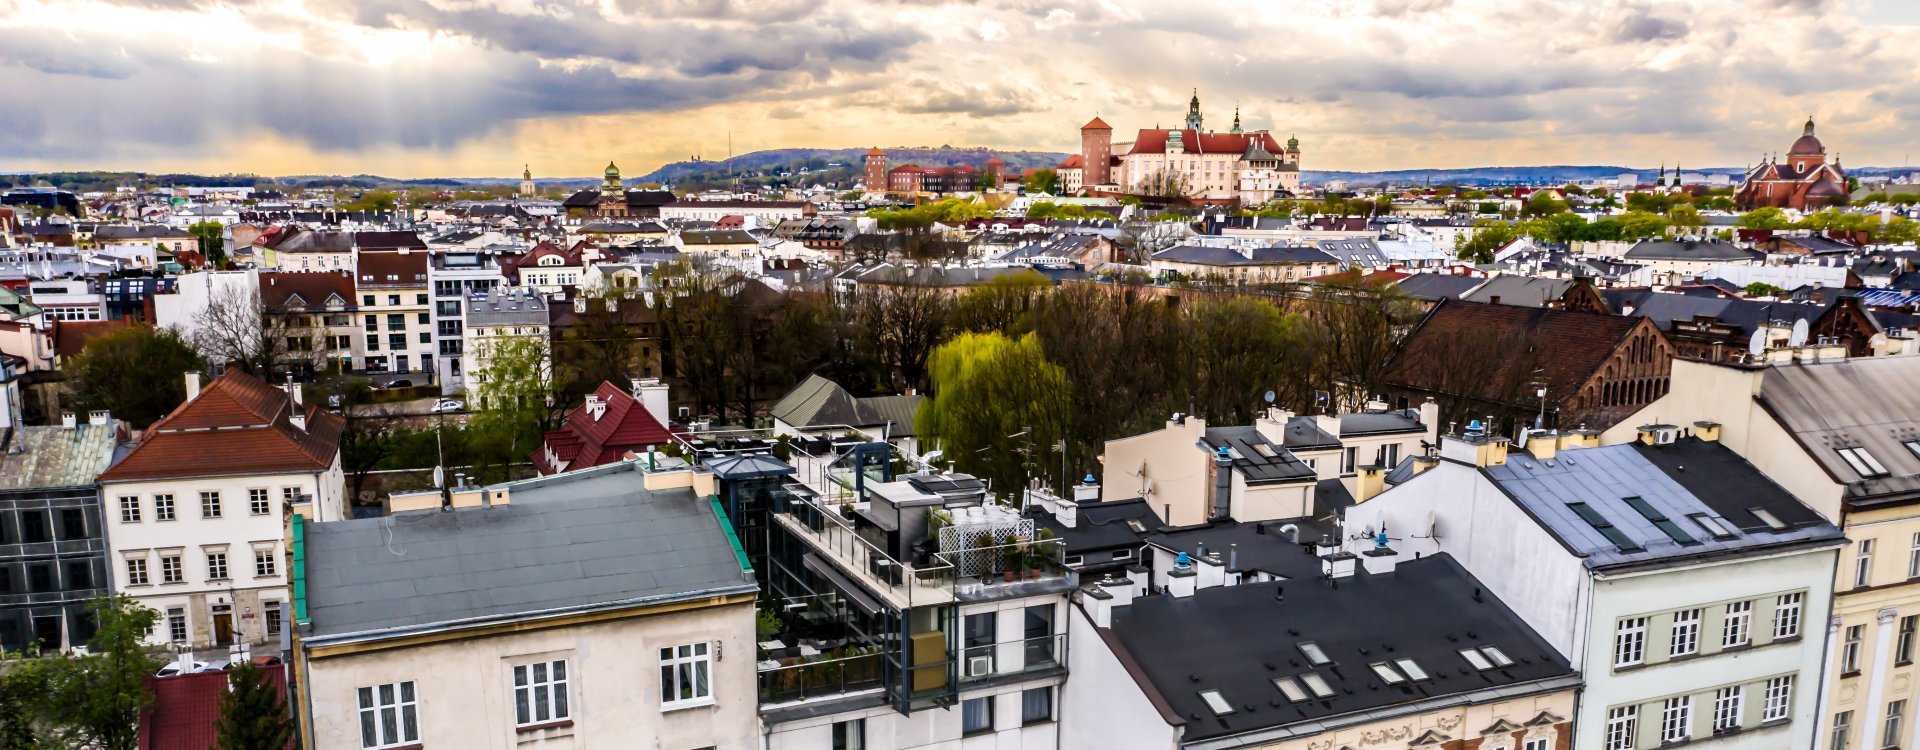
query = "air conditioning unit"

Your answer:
(967, 655), (994, 677)
(1654, 427), (1678, 445)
